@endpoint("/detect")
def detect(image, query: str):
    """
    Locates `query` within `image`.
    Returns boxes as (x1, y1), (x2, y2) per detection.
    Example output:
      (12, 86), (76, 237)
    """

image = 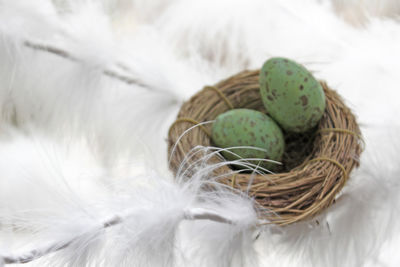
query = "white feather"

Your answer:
(1, 0), (400, 266)
(0, 126), (258, 266)
(329, 0), (400, 26)
(0, 0), (191, 171)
